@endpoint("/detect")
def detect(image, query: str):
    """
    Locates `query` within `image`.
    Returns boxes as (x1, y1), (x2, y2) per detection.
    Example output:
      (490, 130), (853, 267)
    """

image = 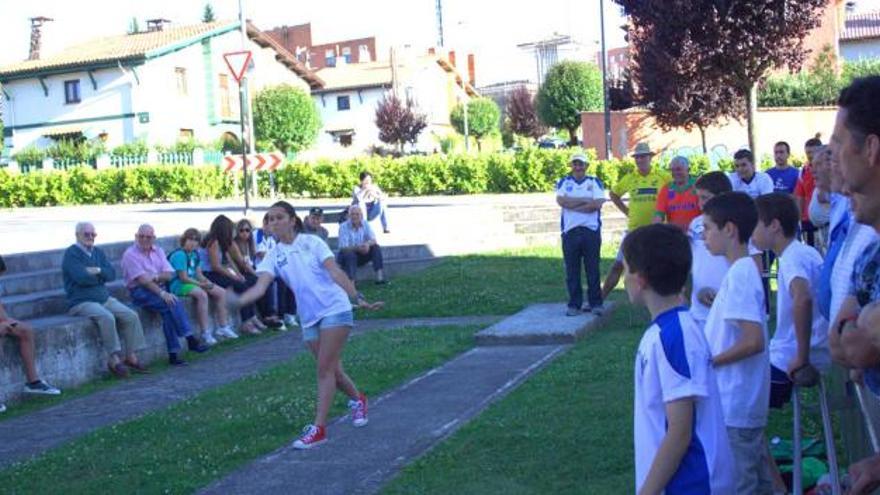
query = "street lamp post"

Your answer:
(599, 0), (613, 159)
